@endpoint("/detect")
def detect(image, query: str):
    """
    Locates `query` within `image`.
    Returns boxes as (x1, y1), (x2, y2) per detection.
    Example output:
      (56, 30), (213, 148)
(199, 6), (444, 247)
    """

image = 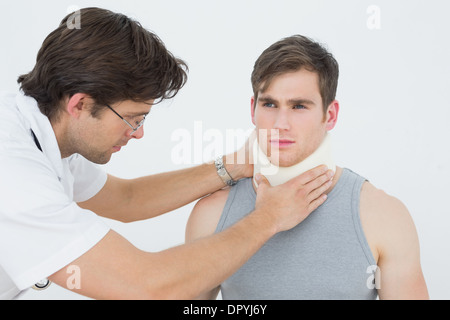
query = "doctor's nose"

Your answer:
(130, 126), (144, 139)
